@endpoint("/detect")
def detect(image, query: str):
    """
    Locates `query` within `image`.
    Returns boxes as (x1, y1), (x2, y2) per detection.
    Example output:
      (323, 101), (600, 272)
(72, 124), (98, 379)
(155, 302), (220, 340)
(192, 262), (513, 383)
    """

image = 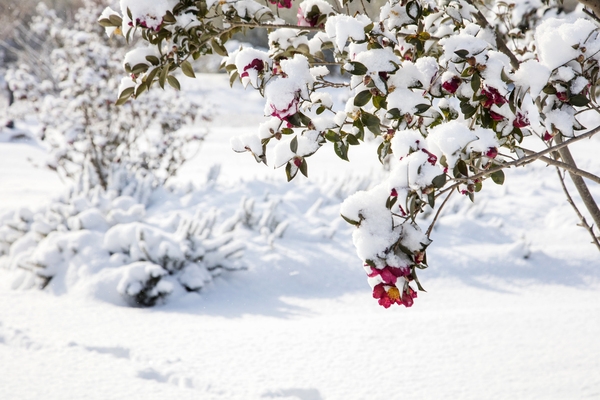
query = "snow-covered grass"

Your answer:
(0, 73), (599, 399)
